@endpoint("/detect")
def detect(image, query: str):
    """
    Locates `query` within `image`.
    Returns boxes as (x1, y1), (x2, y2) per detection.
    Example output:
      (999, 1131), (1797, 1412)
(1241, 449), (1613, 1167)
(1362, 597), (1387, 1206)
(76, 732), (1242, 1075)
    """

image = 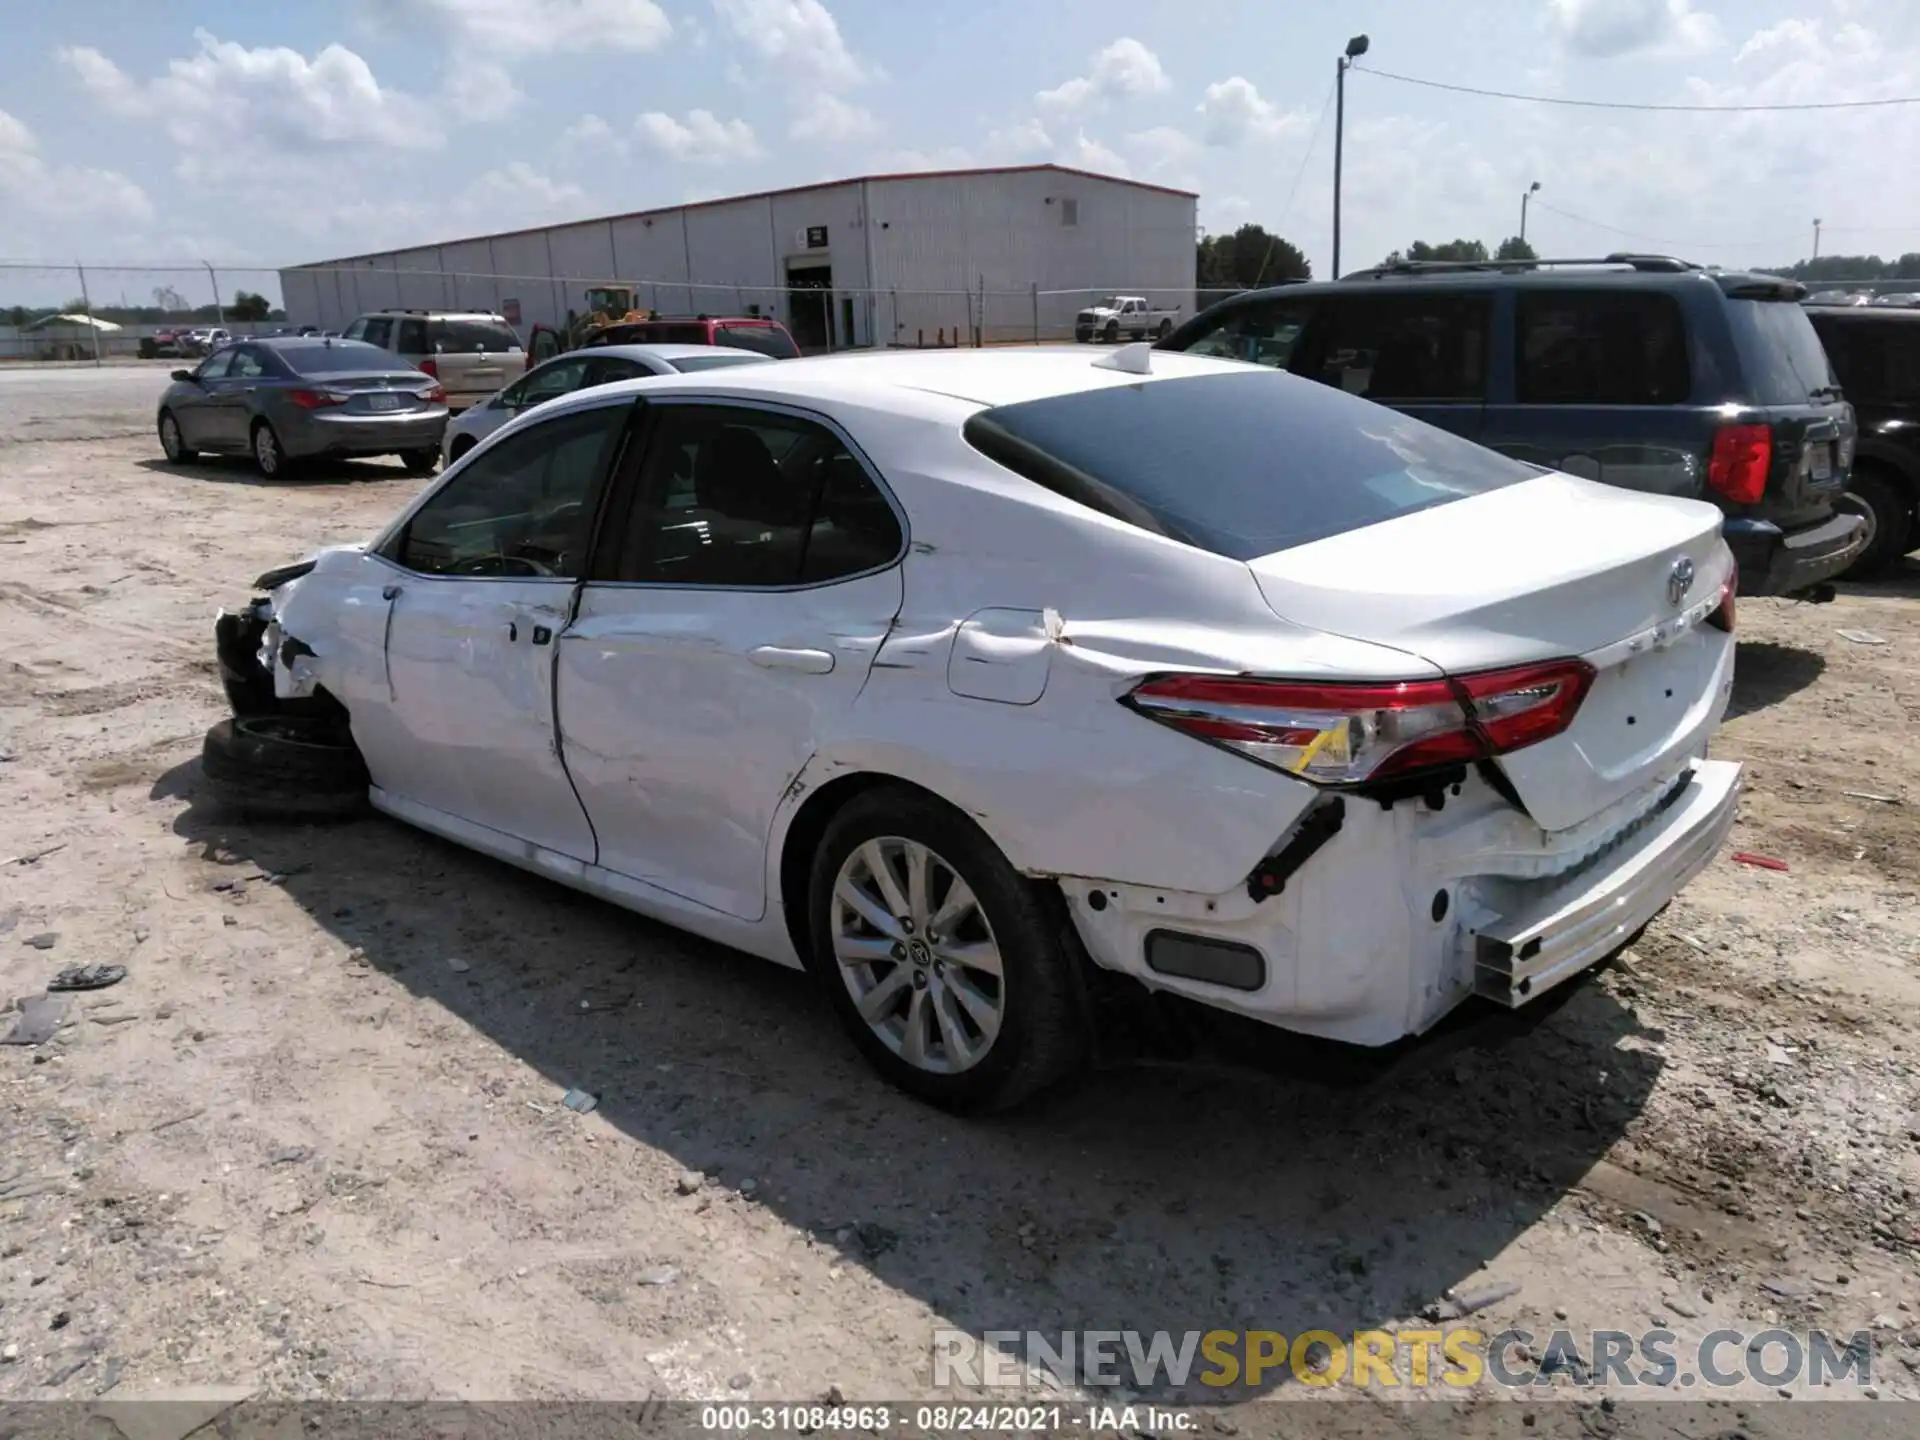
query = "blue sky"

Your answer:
(2, 0), (1917, 306)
